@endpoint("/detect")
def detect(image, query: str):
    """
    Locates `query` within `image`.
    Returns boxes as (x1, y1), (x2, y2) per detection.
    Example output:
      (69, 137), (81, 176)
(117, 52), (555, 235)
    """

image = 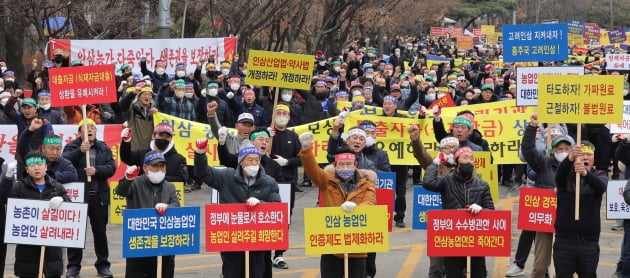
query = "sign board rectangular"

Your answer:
(48, 64), (117, 107)
(122, 206), (201, 258)
(457, 36), (474, 50)
(304, 206), (389, 255)
(110, 181), (185, 225)
(481, 25), (495, 35)
(502, 23), (569, 62)
(583, 23), (601, 42)
(567, 20), (585, 35)
(517, 188), (557, 232)
(605, 54), (630, 70)
(610, 101), (630, 134)
(376, 172), (396, 190)
(606, 180), (630, 219)
(427, 210), (511, 257)
(376, 188), (394, 232)
(609, 29), (627, 44)
(412, 186), (442, 230)
(5, 198), (88, 248)
(63, 182), (84, 203)
(431, 27), (447, 36)
(537, 75), (624, 124)
(246, 50), (314, 90)
(204, 203), (289, 252)
(516, 67), (584, 106)
(473, 29), (483, 37)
